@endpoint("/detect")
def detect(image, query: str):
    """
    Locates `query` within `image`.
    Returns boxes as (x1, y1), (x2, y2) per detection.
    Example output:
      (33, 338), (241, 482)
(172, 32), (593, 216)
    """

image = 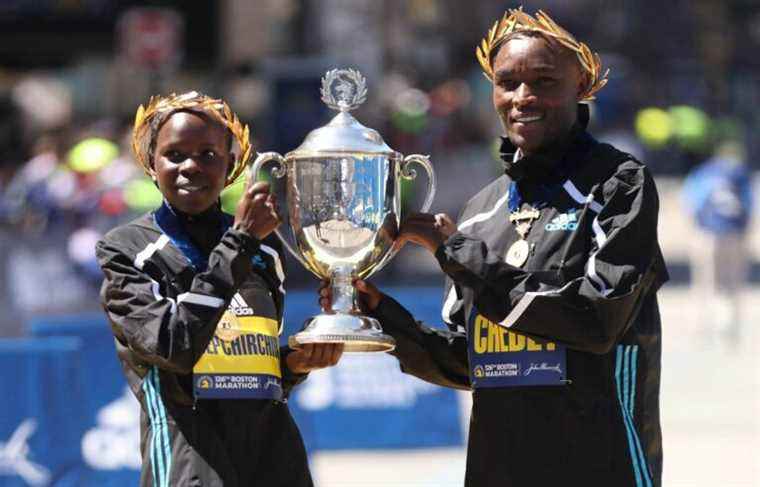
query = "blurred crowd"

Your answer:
(0, 0), (758, 336)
